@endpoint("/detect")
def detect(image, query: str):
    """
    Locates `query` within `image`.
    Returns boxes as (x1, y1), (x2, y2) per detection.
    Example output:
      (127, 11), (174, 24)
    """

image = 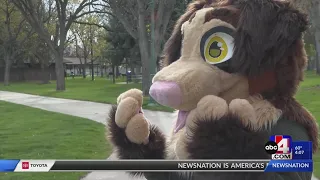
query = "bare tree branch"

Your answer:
(74, 20), (113, 32)
(108, 0), (138, 39)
